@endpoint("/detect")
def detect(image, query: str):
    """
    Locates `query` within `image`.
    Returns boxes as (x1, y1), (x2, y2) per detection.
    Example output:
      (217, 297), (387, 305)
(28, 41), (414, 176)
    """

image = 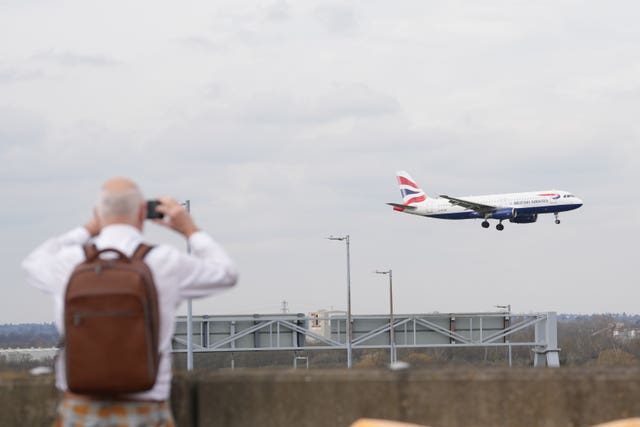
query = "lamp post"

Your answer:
(327, 235), (352, 368)
(375, 269), (396, 364)
(184, 200), (194, 372)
